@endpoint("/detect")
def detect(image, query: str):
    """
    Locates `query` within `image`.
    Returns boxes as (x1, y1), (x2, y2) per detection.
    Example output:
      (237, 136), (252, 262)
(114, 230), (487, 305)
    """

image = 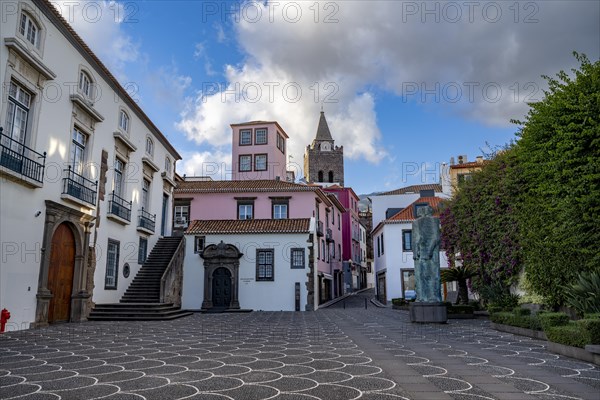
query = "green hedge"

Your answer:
(447, 305), (475, 314)
(392, 298), (408, 306)
(490, 309), (542, 330)
(513, 307), (531, 316)
(546, 322), (591, 348)
(538, 312), (570, 331)
(584, 313), (600, 320)
(487, 306), (504, 314)
(577, 319), (600, 345)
